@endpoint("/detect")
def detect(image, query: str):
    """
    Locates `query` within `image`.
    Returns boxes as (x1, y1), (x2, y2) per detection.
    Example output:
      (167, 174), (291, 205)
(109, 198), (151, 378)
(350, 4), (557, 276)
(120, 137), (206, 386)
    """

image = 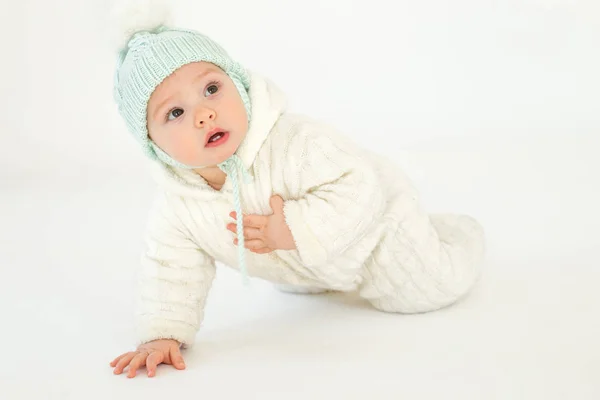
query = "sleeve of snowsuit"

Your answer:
(282, 130), (386, 268)
(135, 192), (216, 348)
